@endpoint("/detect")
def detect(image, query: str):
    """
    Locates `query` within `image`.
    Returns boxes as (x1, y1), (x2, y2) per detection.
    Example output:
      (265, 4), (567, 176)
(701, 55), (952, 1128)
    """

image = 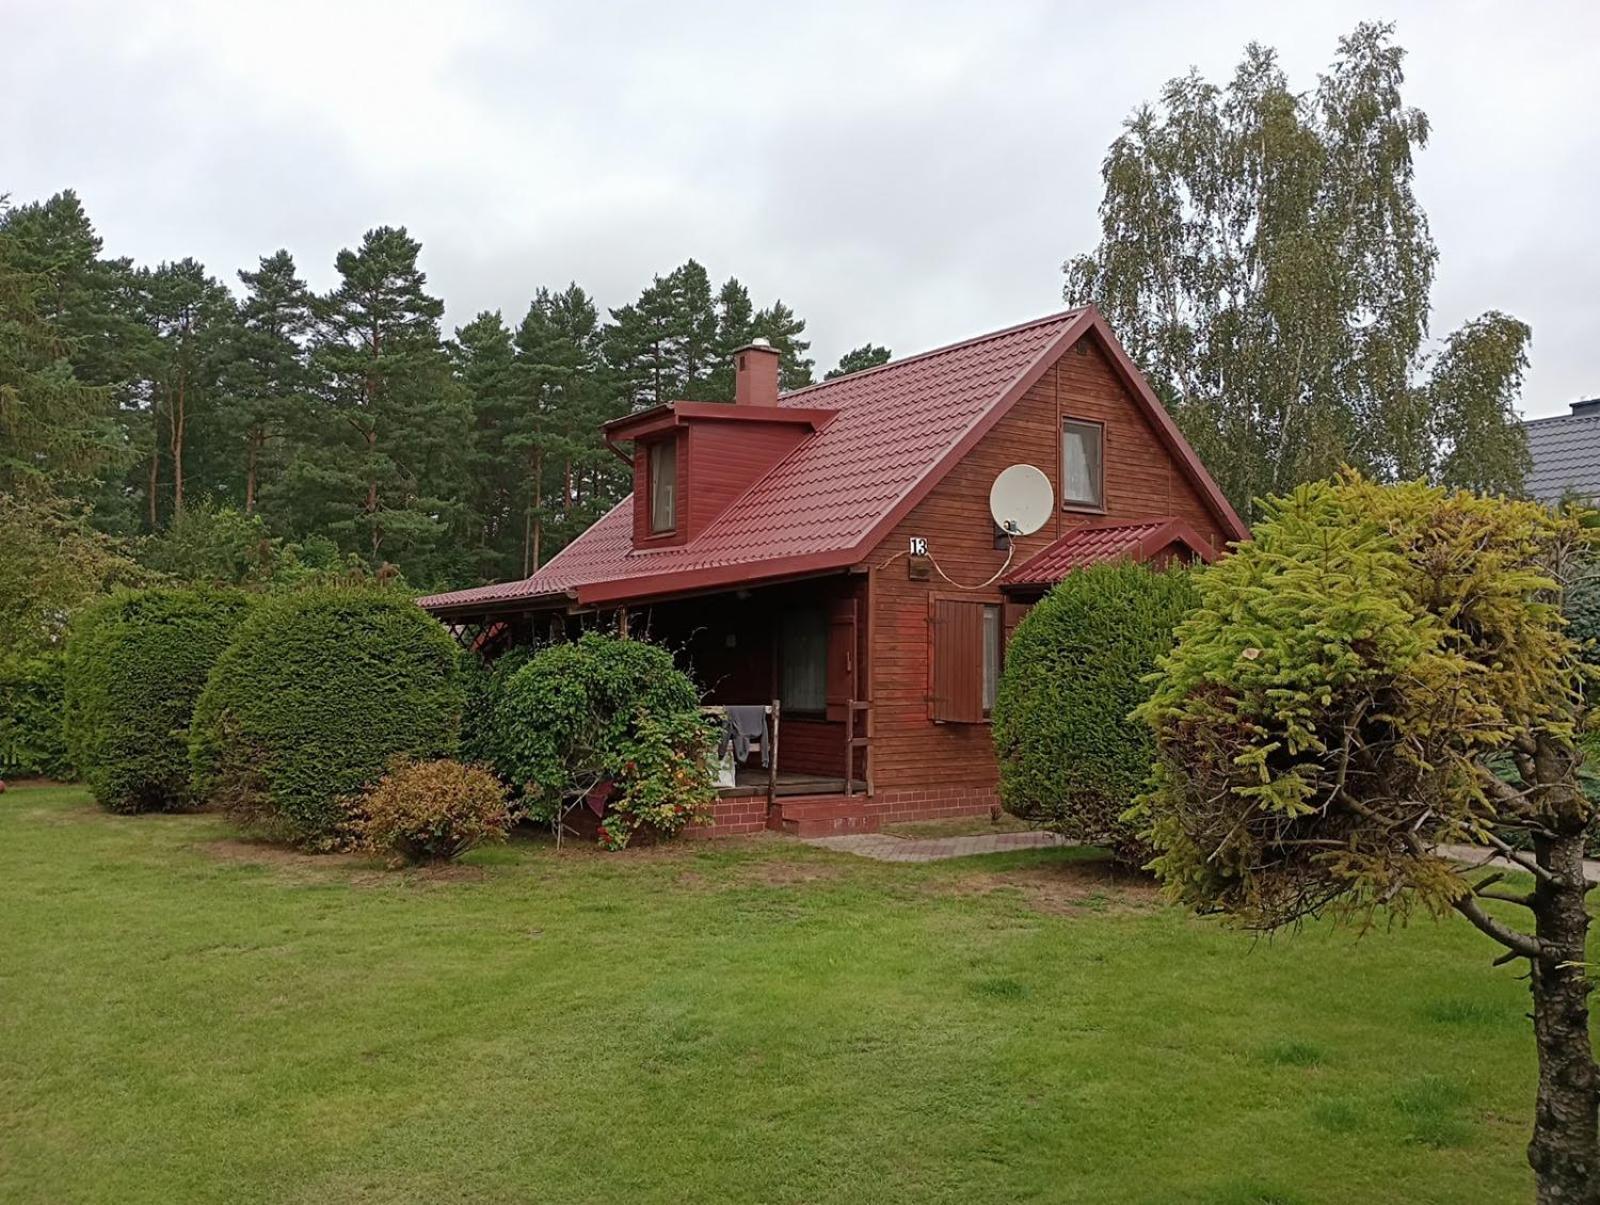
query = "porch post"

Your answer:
(617, 606), (630, 639)
(767, 700), (780, 815)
